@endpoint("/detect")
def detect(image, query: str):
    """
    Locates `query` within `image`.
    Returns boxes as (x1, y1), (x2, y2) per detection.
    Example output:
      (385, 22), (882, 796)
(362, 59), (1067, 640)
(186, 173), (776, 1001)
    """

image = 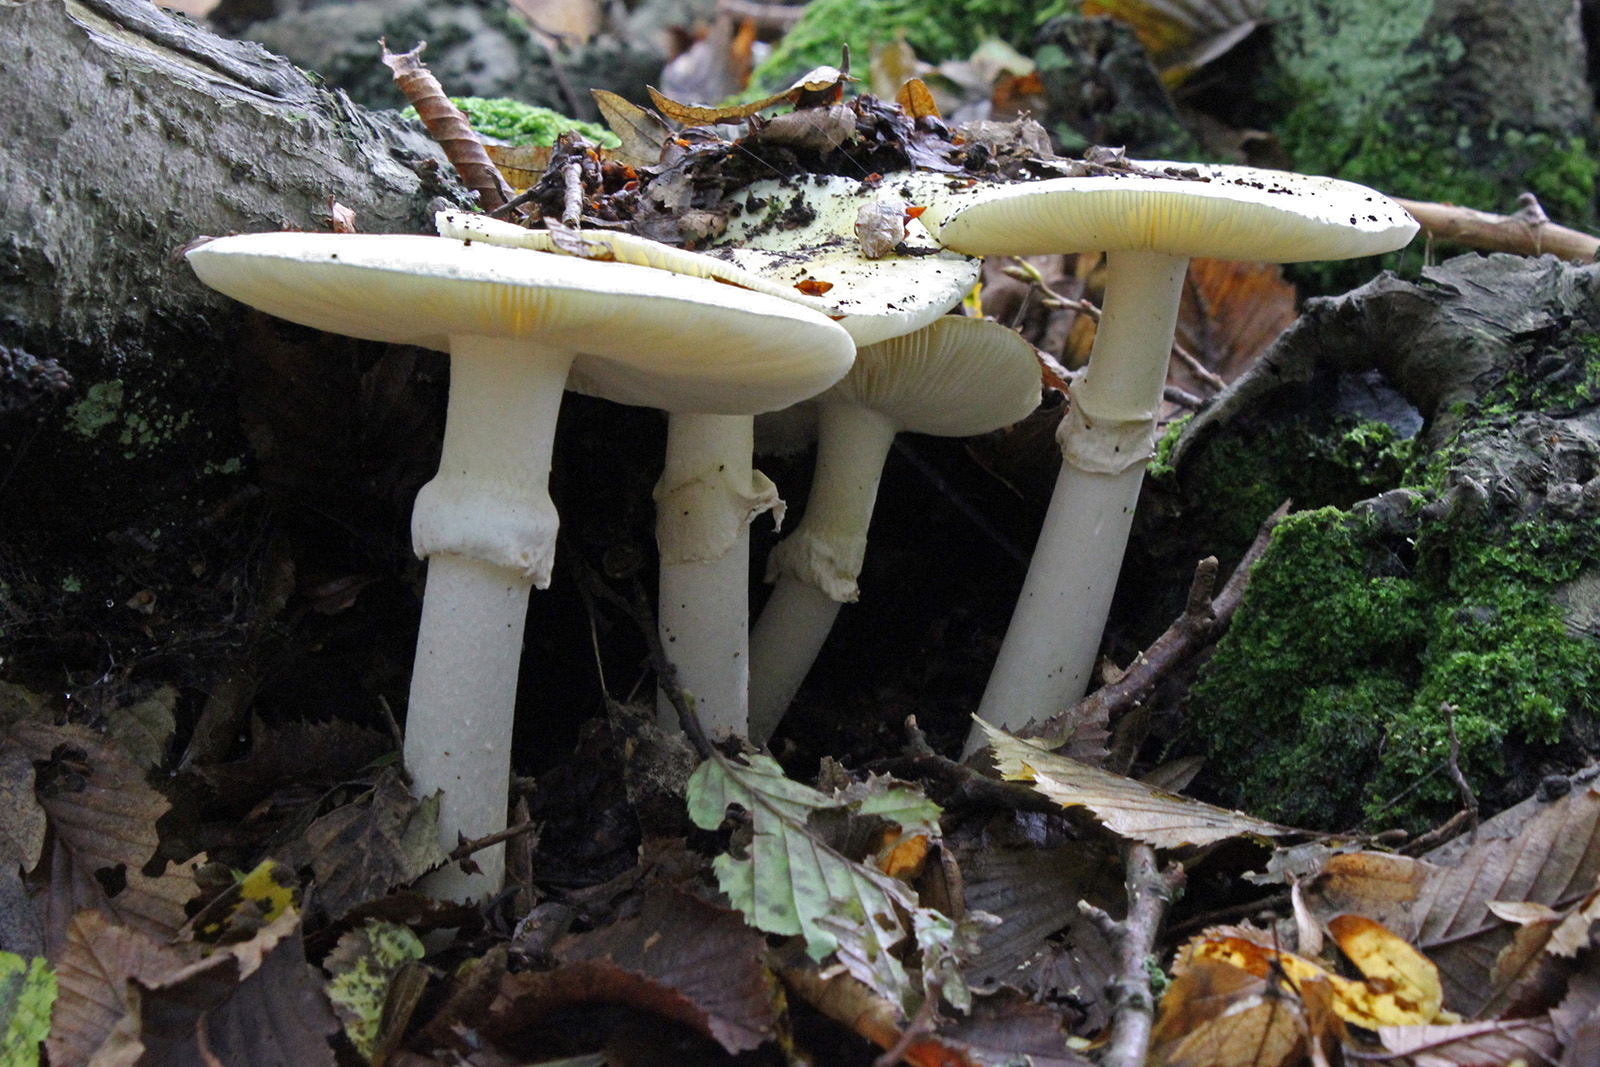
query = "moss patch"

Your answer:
(749, 0), (1068, 91)
(1187, 338), (1600, 831)
(442, 97), (619, 148)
